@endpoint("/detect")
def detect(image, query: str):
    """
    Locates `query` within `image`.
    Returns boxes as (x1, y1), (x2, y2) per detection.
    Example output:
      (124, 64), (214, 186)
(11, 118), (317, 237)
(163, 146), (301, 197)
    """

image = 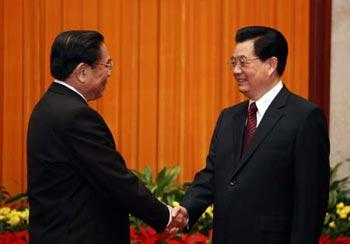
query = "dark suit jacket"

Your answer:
(181, 86), (330, 244)
(27, 83), (169, 244)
